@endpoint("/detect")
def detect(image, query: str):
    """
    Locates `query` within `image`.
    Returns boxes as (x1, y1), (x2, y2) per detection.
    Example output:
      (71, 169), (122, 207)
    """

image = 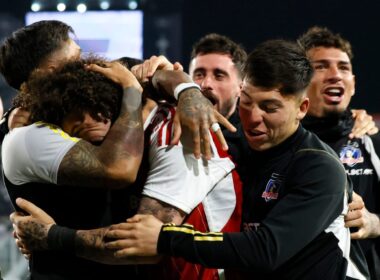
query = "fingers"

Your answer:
(201, 122), (212, 160)
(8, 107), (31, 130)
(132, 55), (175, 83)
(215, 110), (236, 133)
(349, 109), (378, 138)
(170, 114), (181, 145)
(345, 209), (363, 223)
(190, 127), (201, 159)
(173, 62), (184, 71)
(15, 198), (54, 223)
(351, 229), (366, 240)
